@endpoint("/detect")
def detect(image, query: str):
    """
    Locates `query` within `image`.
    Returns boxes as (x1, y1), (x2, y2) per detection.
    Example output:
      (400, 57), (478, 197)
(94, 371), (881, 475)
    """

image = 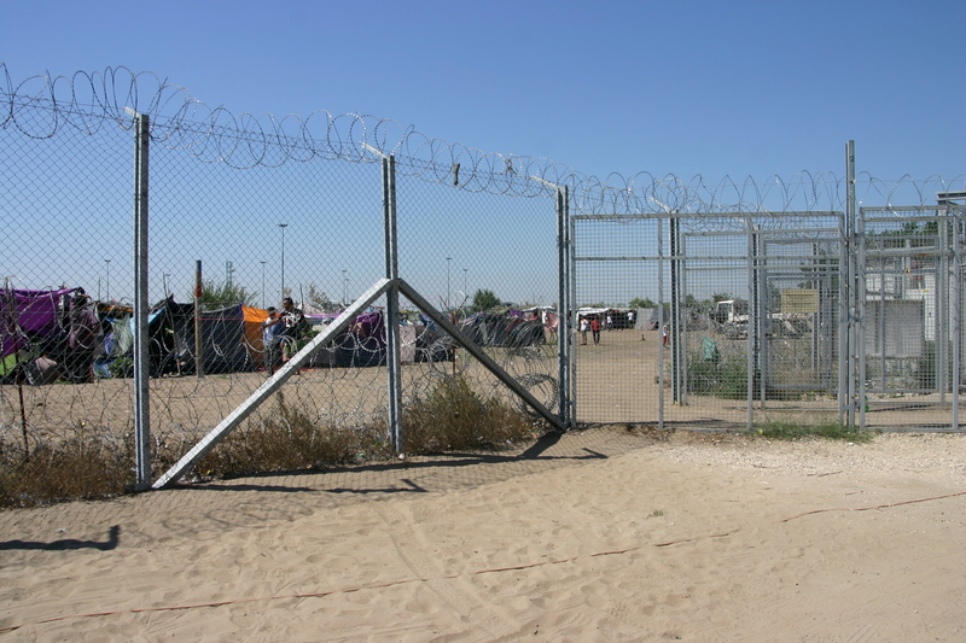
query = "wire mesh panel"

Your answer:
(859, 206), (963, 430)
(393, 159), (561, 427)
(145, 119), (393, 453)
(574, 210), (850, 429)
(2, 105), (136, 437)
(573, 215), (665, 423)
(677, 228), (756, 427)
(759, 232), (841, 400)
(678, 213), (848, 427)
